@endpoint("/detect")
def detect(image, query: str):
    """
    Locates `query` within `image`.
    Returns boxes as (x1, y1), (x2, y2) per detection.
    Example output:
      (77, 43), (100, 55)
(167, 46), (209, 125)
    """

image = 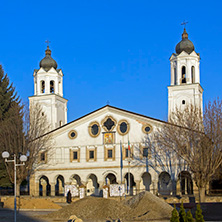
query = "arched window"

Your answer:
(181, 66), (186, 83)
(50, 81), (55, 93)
(191, 66), (195, 83)
(174, 68), (177, 85)
(41, 81), (45, 93)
